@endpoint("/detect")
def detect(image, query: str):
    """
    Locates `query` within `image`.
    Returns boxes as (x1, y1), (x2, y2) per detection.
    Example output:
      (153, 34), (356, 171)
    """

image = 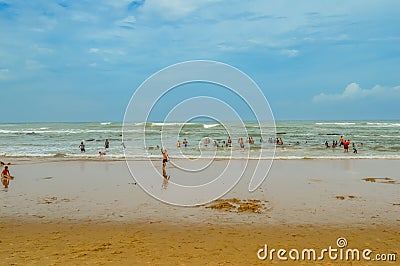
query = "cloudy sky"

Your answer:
(0, 0), (399, 122)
